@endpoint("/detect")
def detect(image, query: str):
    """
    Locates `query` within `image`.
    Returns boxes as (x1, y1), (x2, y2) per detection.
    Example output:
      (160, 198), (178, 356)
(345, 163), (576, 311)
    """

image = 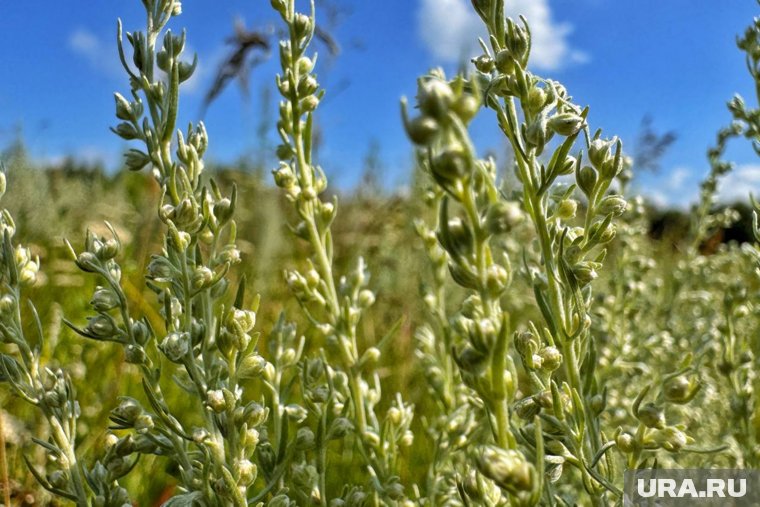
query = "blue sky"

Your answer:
(0, 0), (757, 206)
